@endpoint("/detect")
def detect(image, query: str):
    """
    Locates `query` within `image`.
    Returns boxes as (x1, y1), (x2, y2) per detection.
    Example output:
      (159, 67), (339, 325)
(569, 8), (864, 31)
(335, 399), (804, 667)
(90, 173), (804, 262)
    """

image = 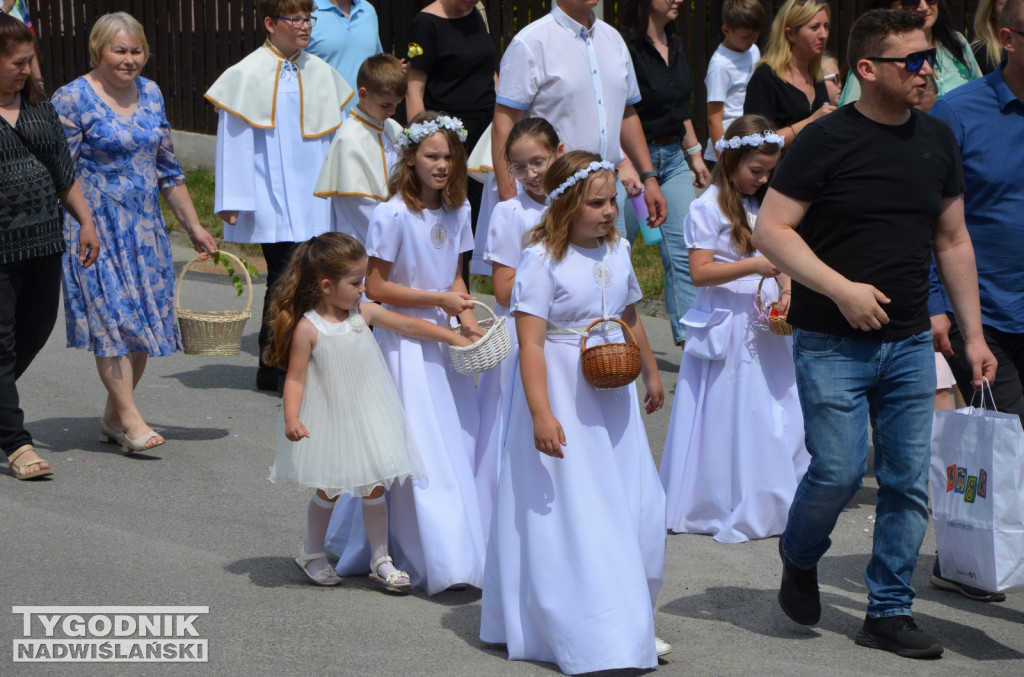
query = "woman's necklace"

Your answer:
(0, 92), (19, 107)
